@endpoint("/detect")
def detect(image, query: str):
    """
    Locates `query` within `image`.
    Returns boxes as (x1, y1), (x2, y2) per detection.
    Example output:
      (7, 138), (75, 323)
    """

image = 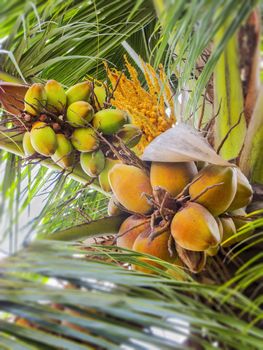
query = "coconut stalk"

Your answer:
(43, 215), (126, 241)
(213, 19), (247, 160)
